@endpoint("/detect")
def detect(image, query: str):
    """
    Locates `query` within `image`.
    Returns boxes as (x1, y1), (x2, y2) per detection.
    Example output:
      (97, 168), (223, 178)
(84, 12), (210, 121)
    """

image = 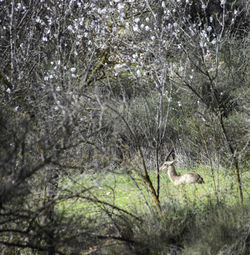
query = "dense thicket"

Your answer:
(0, 0), (249, 254)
